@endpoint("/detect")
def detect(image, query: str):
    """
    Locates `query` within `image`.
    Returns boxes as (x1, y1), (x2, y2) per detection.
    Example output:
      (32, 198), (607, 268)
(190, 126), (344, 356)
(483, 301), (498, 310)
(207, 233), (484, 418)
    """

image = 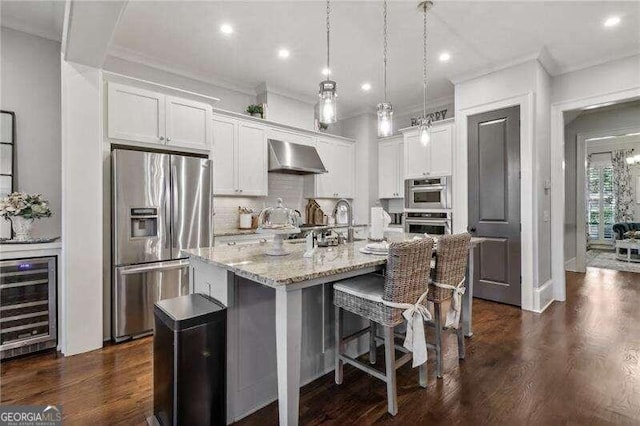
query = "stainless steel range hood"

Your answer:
(268, 139), (327, 175)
